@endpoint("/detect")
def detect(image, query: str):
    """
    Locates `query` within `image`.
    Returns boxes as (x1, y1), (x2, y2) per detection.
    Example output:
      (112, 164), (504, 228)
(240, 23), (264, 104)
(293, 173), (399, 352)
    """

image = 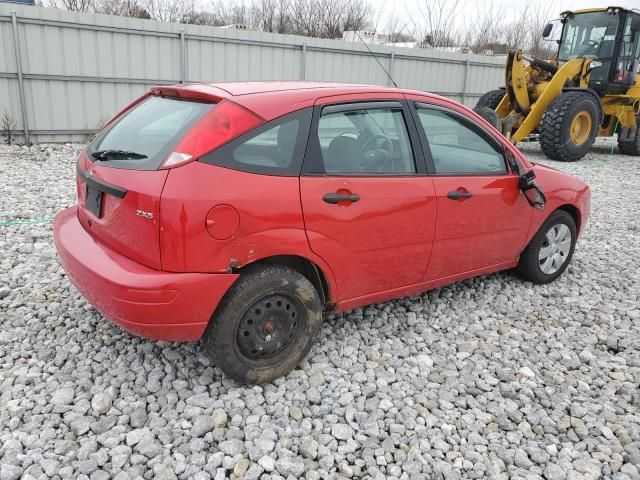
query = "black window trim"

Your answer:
(411, 101), (516, 177)
(199, 107), (313, 177)
(301, 99), (428, 177)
